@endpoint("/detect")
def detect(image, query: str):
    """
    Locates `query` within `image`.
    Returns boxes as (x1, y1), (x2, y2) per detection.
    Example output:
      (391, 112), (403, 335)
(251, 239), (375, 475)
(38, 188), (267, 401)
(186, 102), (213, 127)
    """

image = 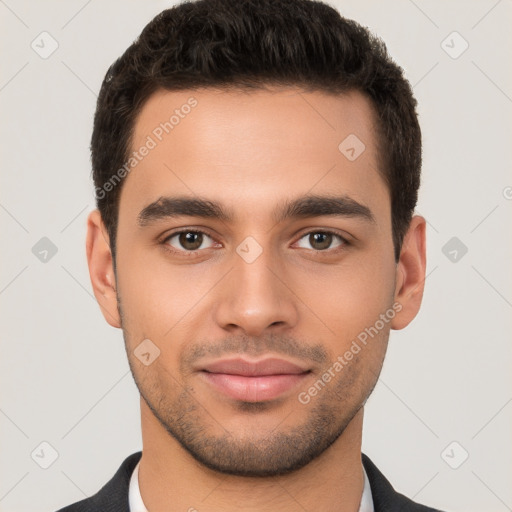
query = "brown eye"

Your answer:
(296, 231), (346, 251)
(180, 232), (203, 250)
(309, 232), (331, 250)
(166, 231), (214, 251)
